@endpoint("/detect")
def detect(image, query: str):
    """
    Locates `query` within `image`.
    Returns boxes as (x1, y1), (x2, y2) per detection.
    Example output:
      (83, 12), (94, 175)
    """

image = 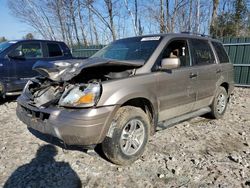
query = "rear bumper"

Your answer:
(16, 96), (116, 146)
